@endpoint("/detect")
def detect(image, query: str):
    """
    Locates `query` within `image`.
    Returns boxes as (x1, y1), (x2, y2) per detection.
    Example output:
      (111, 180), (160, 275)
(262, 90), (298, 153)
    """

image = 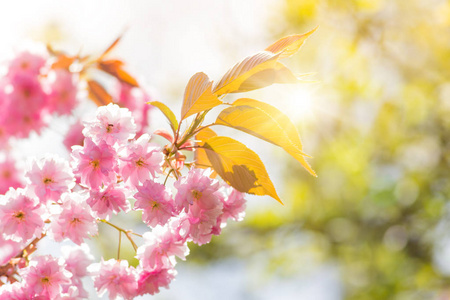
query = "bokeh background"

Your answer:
(3, 0), (450, 299)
